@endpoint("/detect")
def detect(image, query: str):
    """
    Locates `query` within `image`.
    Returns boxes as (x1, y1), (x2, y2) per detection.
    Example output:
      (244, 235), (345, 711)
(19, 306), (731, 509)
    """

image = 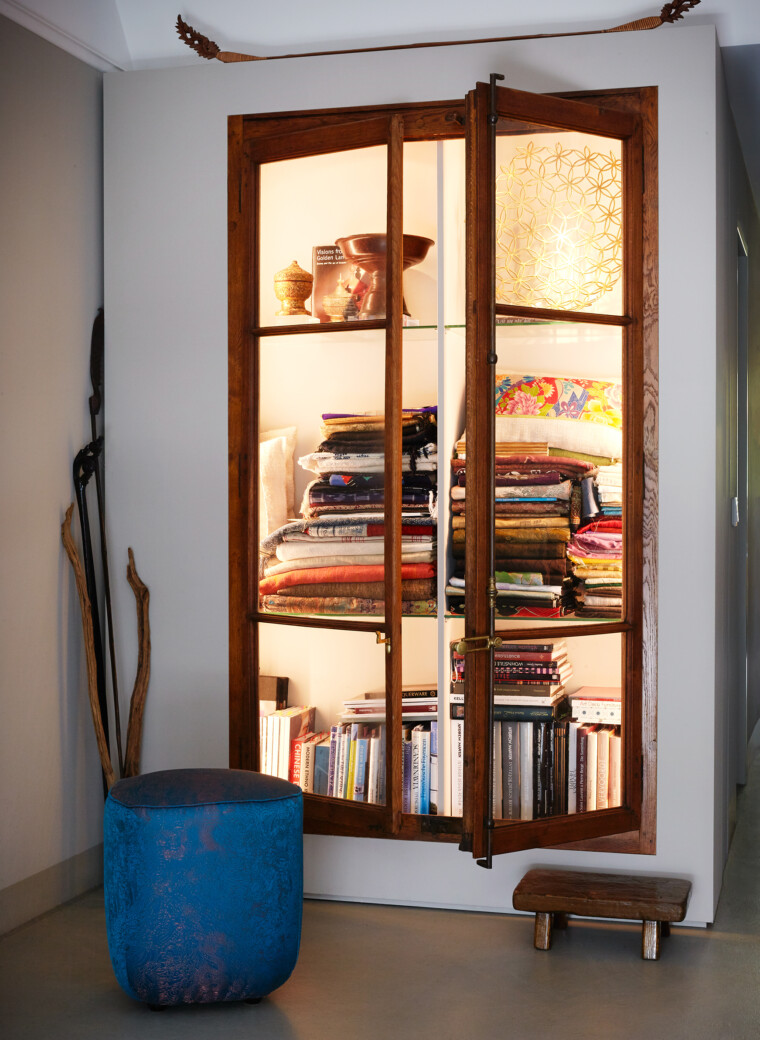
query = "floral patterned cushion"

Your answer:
(492, 374), (623, 459)
(495, 374), (622, 428)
